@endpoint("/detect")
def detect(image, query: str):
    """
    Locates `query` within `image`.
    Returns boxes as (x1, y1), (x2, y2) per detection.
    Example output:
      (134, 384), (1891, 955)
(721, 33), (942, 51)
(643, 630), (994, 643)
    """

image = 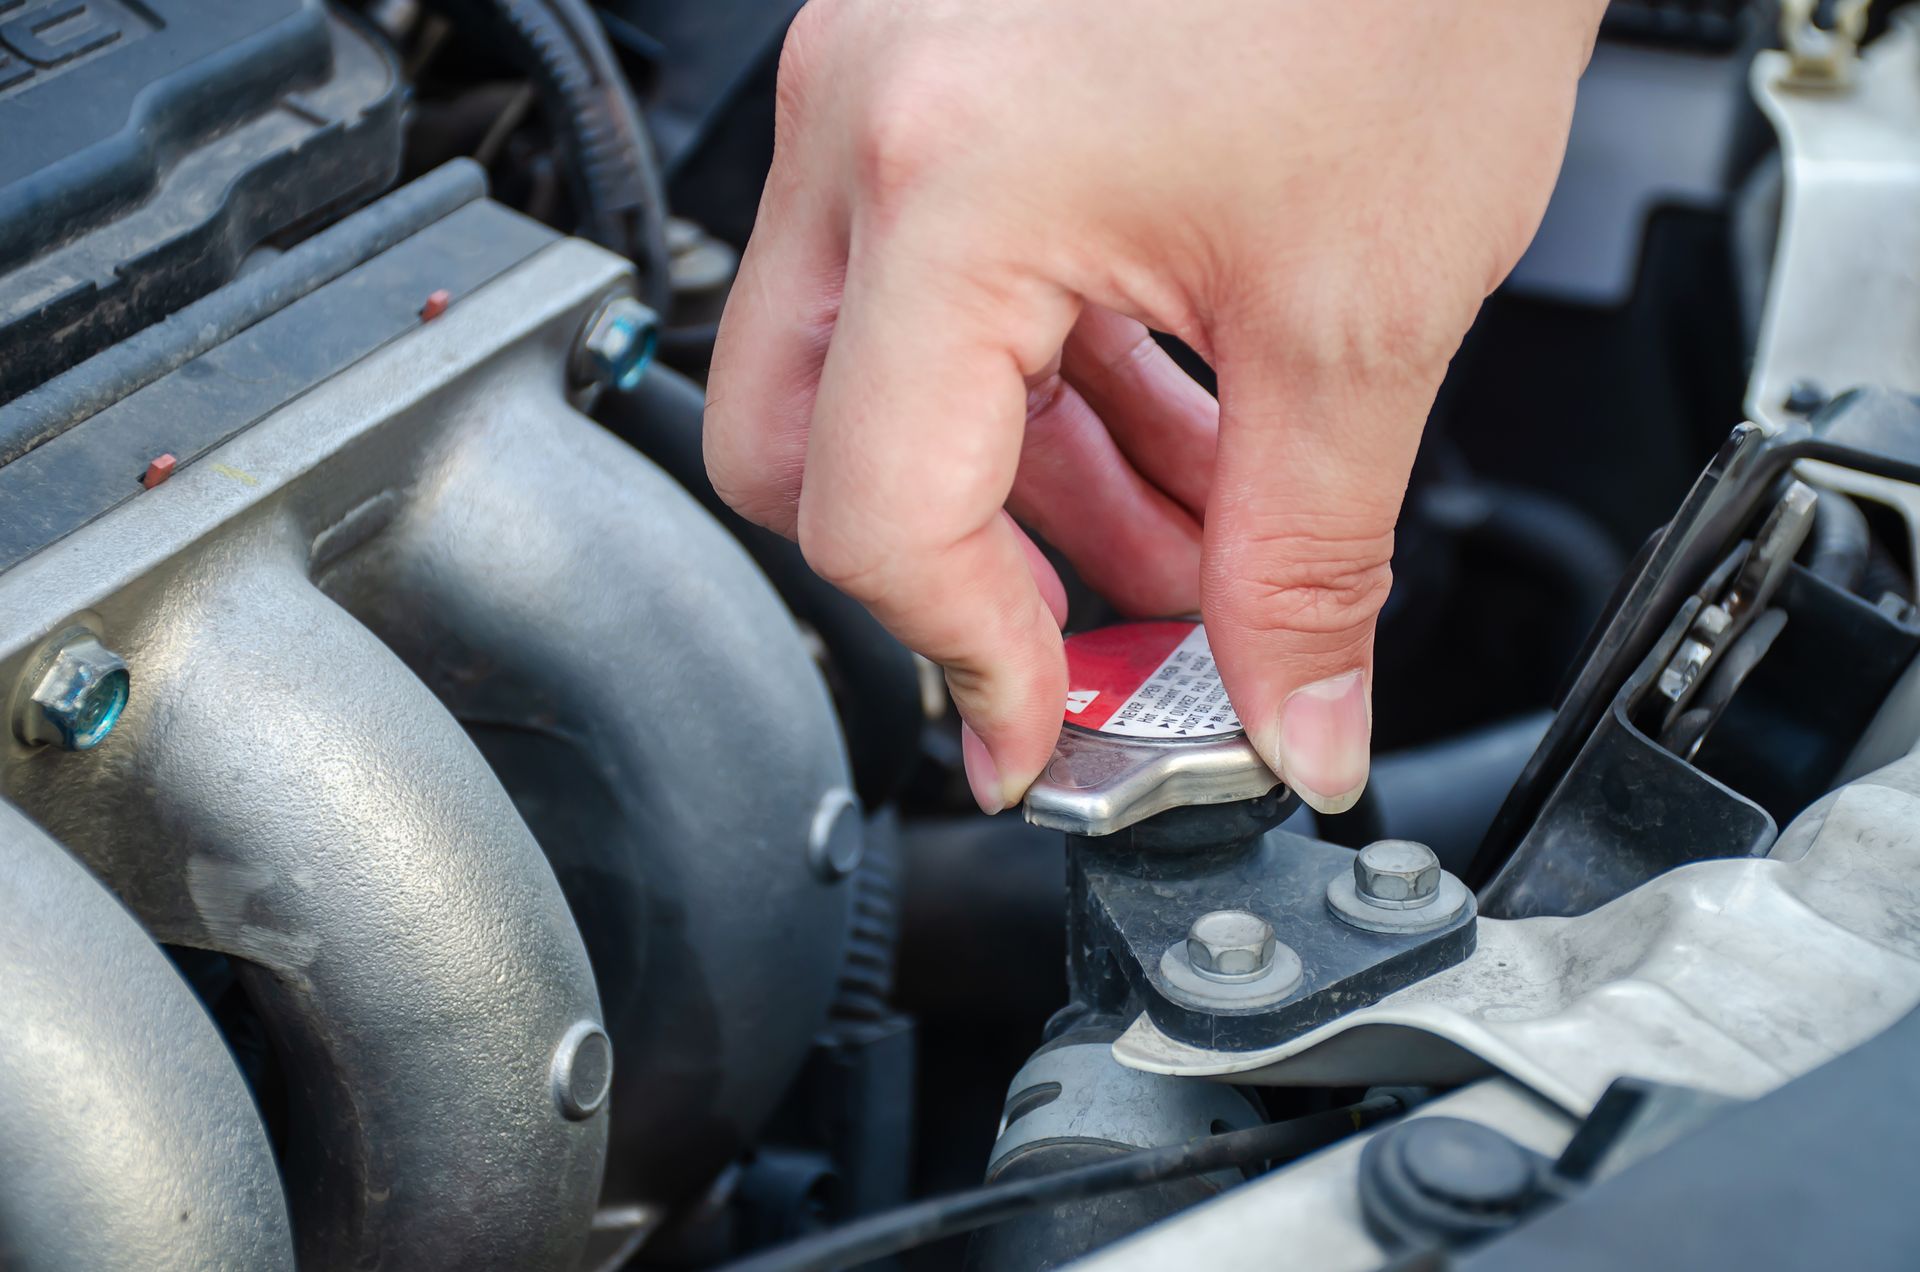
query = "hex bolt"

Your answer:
(1186, 909), (1277, 982)
(550, 1020), (613, 1121)
(574, 295), (659, 392)
(1354, 840), (1442, 911)
(14, 630), (130, 751)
